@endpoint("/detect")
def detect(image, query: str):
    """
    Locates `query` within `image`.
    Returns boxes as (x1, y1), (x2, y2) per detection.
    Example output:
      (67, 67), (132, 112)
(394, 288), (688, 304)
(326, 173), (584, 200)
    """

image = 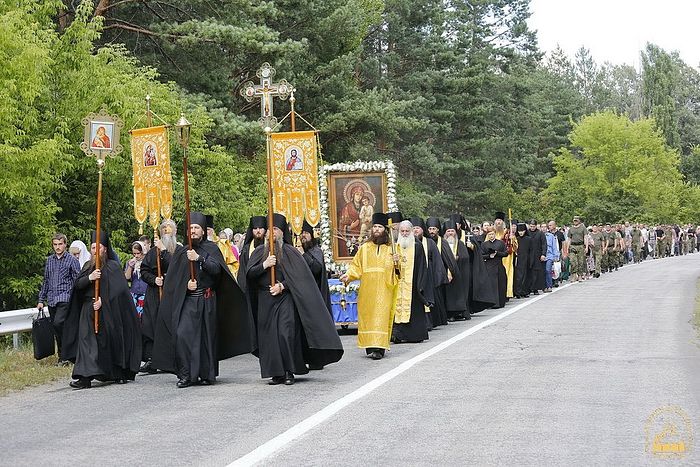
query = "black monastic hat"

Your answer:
(386, 211), (403, 225)
(495, 211), (506, 221)
(371, 212), (389, 226)
(443, 219), (458, 233)
(249, 215), (267, 230)
(190, 211), (207, 230)
(410, 217), (426, 233)
(90, 230), (120, 263)
(272, 213), (292, 244)
(301, 219), (316, 237)
(205, 214), (214, 230)
(426, 217), (442, 229)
